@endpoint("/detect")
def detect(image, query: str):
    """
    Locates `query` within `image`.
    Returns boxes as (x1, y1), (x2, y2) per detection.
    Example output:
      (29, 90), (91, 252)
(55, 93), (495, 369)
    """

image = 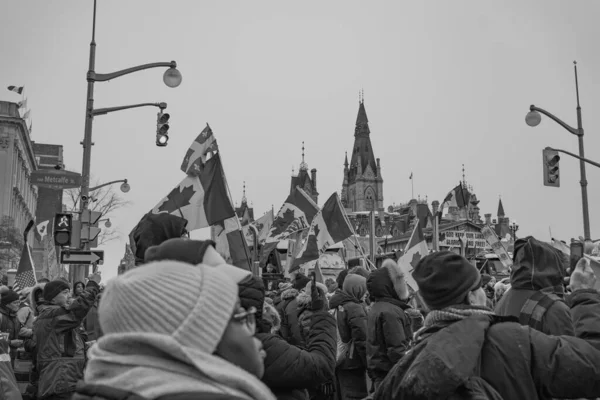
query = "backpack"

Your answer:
(376, 315), (510, 400)
(518, 291), (560, 332)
